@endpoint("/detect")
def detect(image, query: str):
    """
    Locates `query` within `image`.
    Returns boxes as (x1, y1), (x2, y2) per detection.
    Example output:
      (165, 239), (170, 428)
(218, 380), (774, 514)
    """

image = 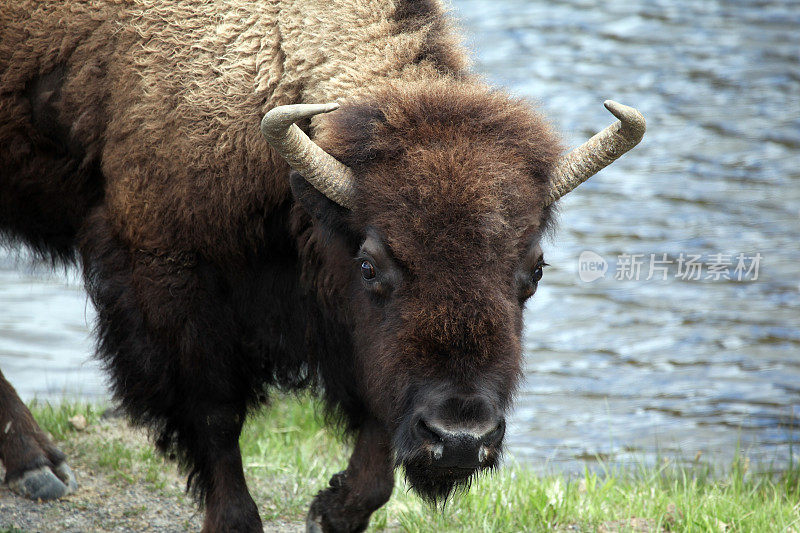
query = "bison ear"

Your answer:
(289, 171), (360, 247)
